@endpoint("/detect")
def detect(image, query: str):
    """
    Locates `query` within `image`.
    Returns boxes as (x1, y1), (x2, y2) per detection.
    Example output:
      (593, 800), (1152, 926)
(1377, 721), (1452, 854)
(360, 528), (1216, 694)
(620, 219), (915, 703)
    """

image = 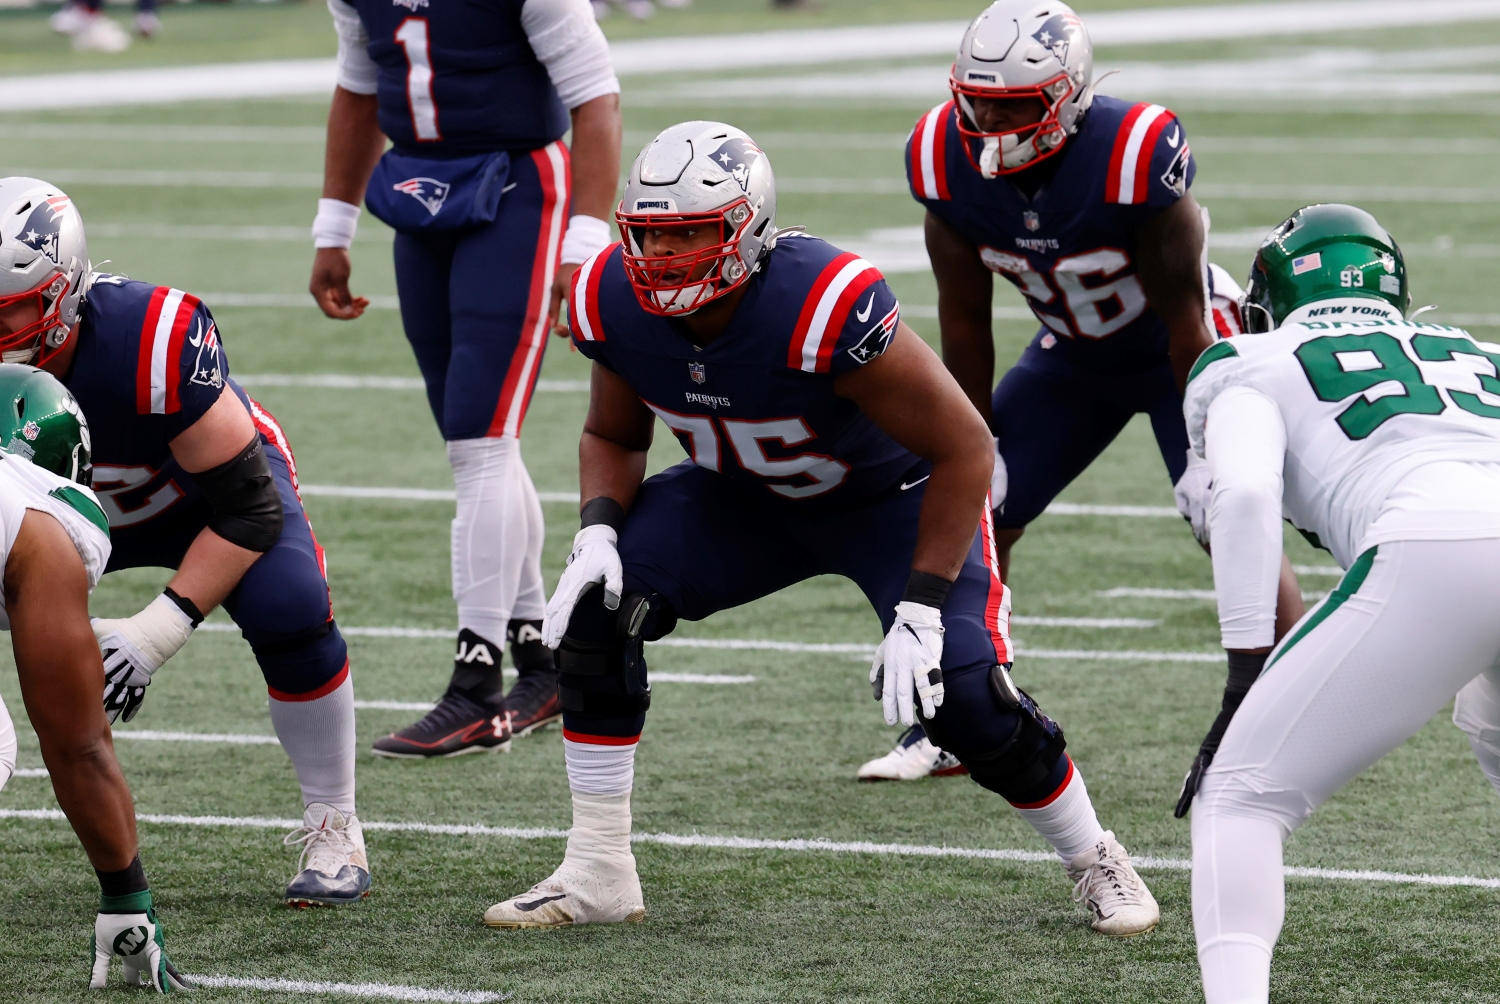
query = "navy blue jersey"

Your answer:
(568, 235), (916, 509)
(908, 95), (1196, 373)
(347, 0), (567, 155)
(65, 275), (244, 540)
